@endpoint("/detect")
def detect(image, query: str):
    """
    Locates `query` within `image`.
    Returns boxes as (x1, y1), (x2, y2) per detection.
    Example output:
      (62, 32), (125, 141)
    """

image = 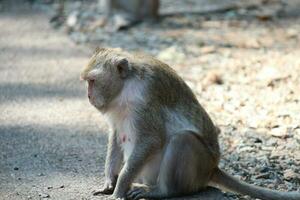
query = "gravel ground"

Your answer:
(1, 0), (300, 200)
